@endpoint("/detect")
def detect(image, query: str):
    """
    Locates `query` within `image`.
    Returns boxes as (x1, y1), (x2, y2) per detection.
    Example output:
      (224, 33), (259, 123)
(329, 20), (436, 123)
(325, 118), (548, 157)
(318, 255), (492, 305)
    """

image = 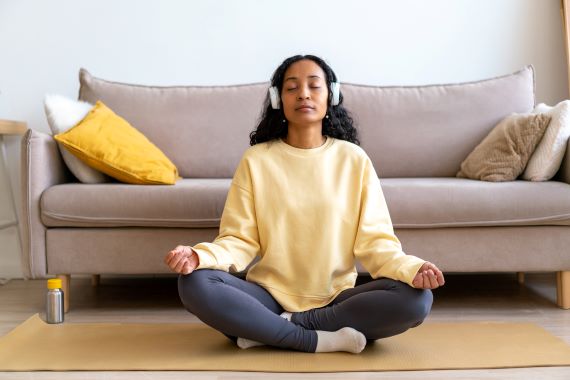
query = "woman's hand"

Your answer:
(412, 262), (445, 289)
(164, 245), (199, 275)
